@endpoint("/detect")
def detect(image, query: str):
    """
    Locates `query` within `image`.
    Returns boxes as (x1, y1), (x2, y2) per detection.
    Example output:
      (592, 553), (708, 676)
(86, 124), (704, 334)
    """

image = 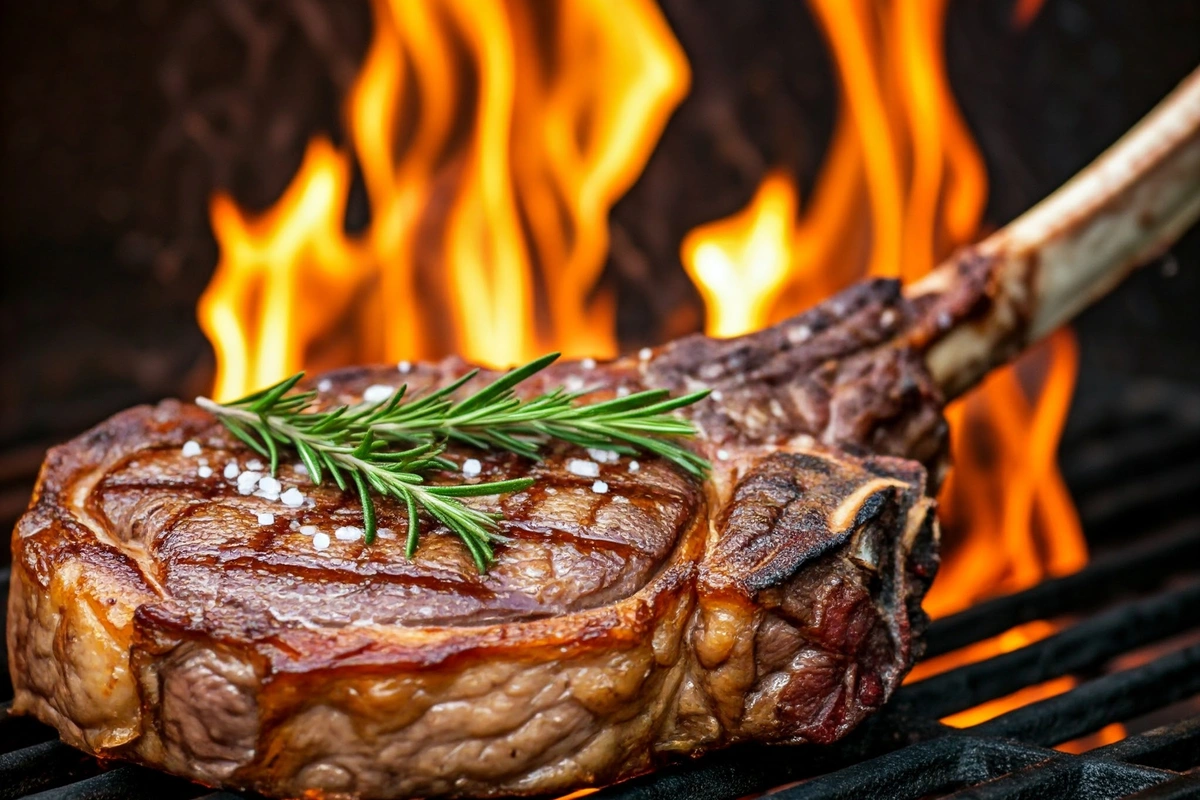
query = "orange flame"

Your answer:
(200, 0), (688, 400)
(680, 0), (1093, 738)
